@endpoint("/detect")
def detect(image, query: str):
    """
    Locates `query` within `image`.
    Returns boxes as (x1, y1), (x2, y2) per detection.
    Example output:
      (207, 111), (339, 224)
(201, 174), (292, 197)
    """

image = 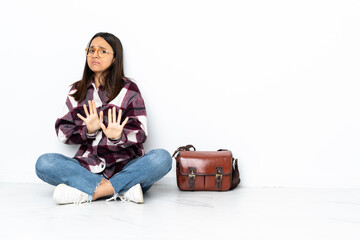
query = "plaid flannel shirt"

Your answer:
(55, 78), (147, 178)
